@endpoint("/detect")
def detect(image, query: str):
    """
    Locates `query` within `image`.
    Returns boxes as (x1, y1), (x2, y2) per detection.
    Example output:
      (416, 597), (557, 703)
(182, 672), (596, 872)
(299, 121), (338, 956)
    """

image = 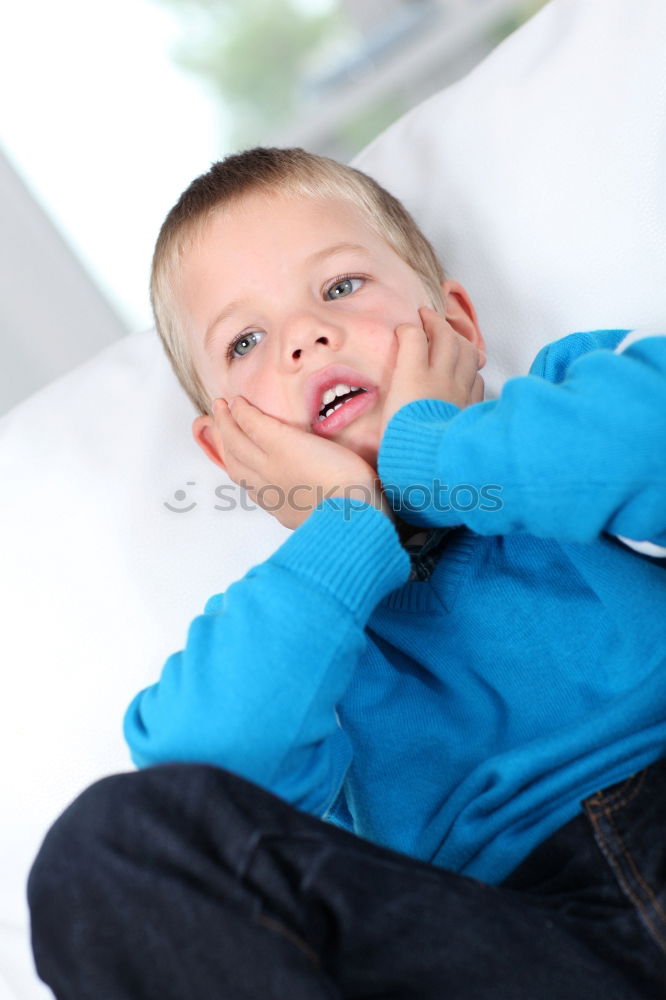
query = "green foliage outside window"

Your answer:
(153, 0), (552, 154)
(153, 0), (352, 148)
